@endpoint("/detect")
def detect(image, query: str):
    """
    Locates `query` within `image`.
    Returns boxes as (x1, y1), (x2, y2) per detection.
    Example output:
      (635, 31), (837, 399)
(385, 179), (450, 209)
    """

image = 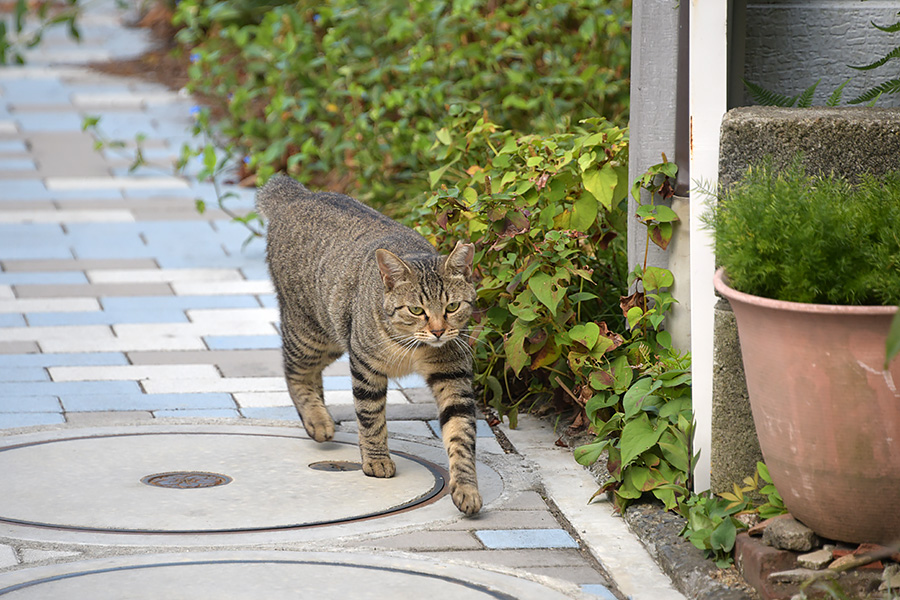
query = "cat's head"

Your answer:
(375, 241), (476, 348)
